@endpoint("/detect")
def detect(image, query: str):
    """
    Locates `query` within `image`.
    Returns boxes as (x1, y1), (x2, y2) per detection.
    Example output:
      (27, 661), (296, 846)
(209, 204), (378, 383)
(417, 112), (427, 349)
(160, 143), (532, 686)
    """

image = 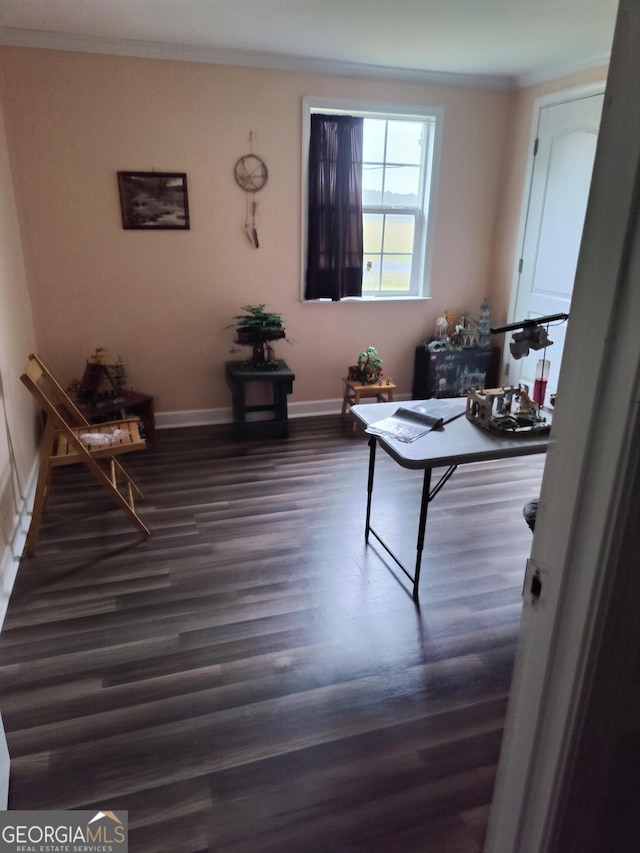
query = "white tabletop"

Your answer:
(351, 400), (549, 470)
